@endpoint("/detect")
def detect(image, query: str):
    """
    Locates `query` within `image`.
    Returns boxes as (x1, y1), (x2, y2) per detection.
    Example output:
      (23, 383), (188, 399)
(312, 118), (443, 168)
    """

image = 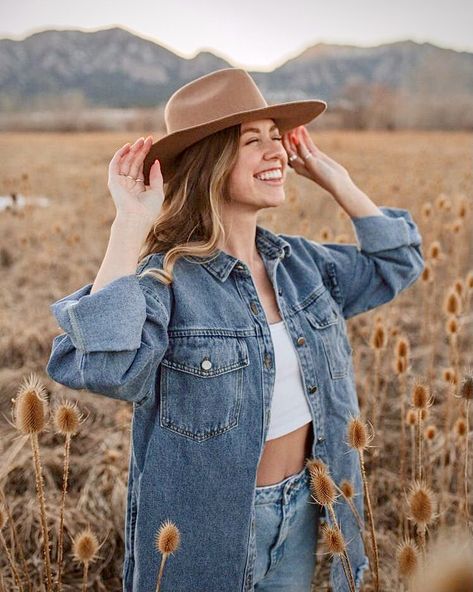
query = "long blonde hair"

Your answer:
(137, 123), (242, 285)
